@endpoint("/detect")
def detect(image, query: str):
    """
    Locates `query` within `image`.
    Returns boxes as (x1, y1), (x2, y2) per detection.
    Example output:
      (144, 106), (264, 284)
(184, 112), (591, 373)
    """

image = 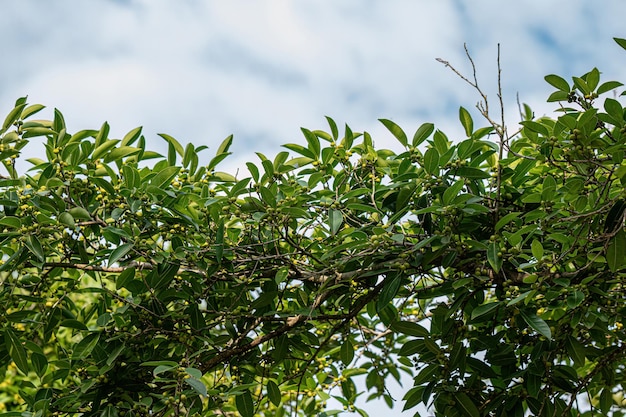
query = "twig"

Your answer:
(437, 43), (508, 222)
